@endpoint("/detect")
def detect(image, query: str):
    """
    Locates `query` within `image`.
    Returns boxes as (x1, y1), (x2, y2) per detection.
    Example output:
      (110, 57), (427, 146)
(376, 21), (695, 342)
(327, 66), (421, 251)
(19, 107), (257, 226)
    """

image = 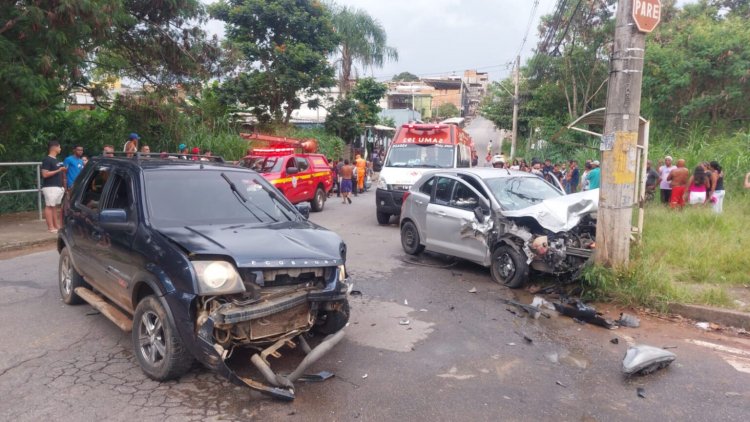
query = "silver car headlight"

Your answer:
(192, 260), (246, 295)
(377, 177), (388, 190)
